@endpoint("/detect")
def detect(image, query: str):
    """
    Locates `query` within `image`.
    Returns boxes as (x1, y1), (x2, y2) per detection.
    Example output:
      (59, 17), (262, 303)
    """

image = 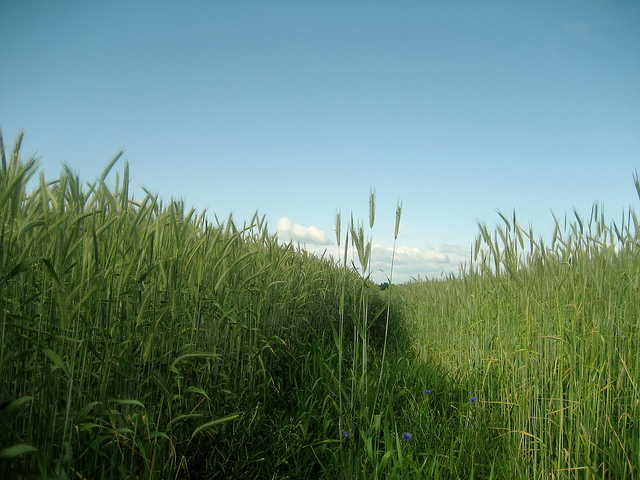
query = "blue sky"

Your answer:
(1, 1), (639, 283)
